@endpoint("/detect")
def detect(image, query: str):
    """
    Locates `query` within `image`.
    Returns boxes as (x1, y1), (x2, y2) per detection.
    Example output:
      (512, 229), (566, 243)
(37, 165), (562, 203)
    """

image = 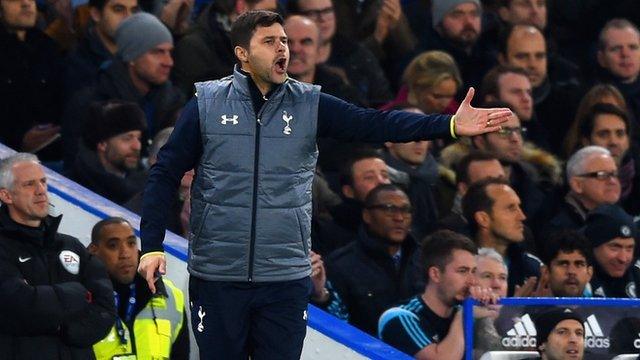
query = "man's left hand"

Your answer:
(453, 87), (513, 137)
